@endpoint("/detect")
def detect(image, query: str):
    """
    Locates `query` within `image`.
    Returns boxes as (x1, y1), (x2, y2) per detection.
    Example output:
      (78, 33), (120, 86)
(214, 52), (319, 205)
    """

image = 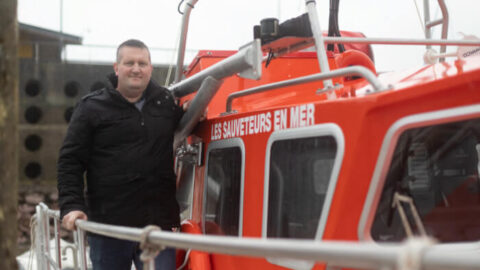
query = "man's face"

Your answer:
(114, 46), (153, 99)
